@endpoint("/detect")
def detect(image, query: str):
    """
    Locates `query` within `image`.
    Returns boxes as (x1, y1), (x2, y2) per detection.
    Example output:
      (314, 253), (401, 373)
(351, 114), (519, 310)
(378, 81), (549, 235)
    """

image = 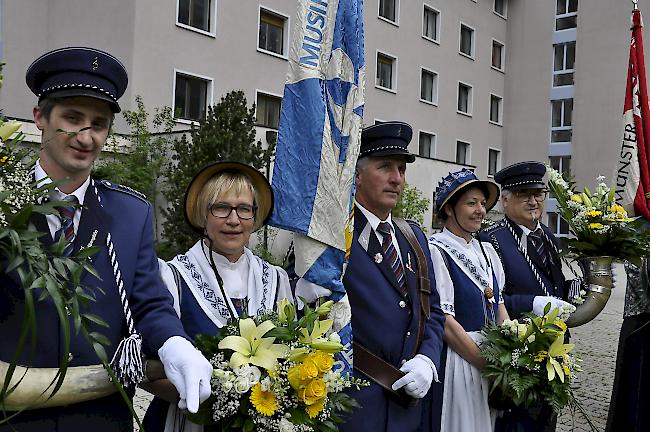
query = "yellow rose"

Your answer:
(588, 223), (604, 230)
(302, 378), (327, 403)
(288, 361), (319, 389)
(308, 351), (334, 374)
(305, 397), (326, 418)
